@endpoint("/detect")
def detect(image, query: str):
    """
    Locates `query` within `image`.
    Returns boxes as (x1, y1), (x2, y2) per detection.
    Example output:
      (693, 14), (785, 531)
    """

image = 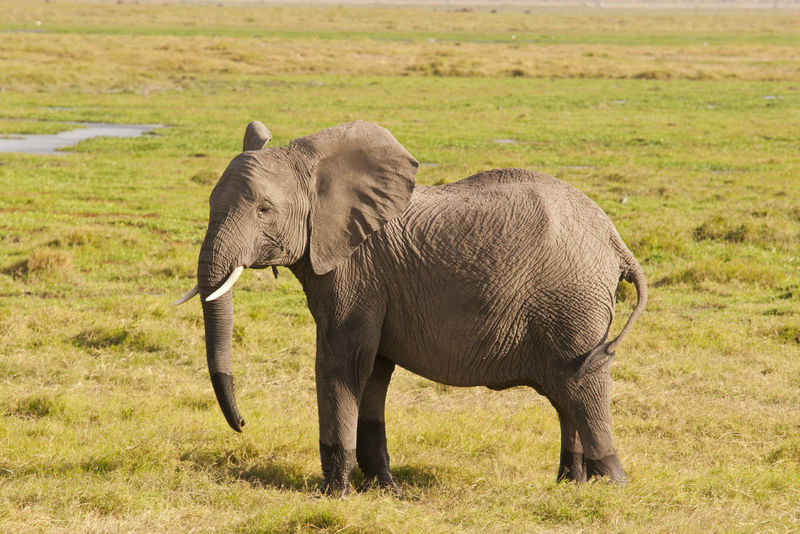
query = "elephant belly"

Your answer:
(378, 311), (527, 387)
(377, 269), (557, 387)
(378, 270), (614, 388)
